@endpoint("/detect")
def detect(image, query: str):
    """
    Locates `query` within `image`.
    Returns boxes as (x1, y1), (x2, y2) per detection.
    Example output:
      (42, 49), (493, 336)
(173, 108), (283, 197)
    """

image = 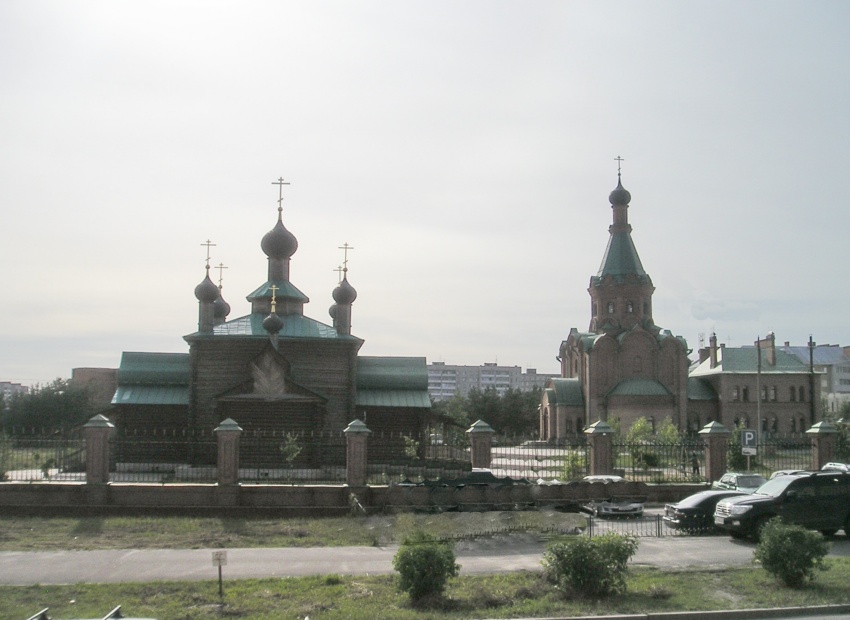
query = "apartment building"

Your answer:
(427, 362), (556, 401)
